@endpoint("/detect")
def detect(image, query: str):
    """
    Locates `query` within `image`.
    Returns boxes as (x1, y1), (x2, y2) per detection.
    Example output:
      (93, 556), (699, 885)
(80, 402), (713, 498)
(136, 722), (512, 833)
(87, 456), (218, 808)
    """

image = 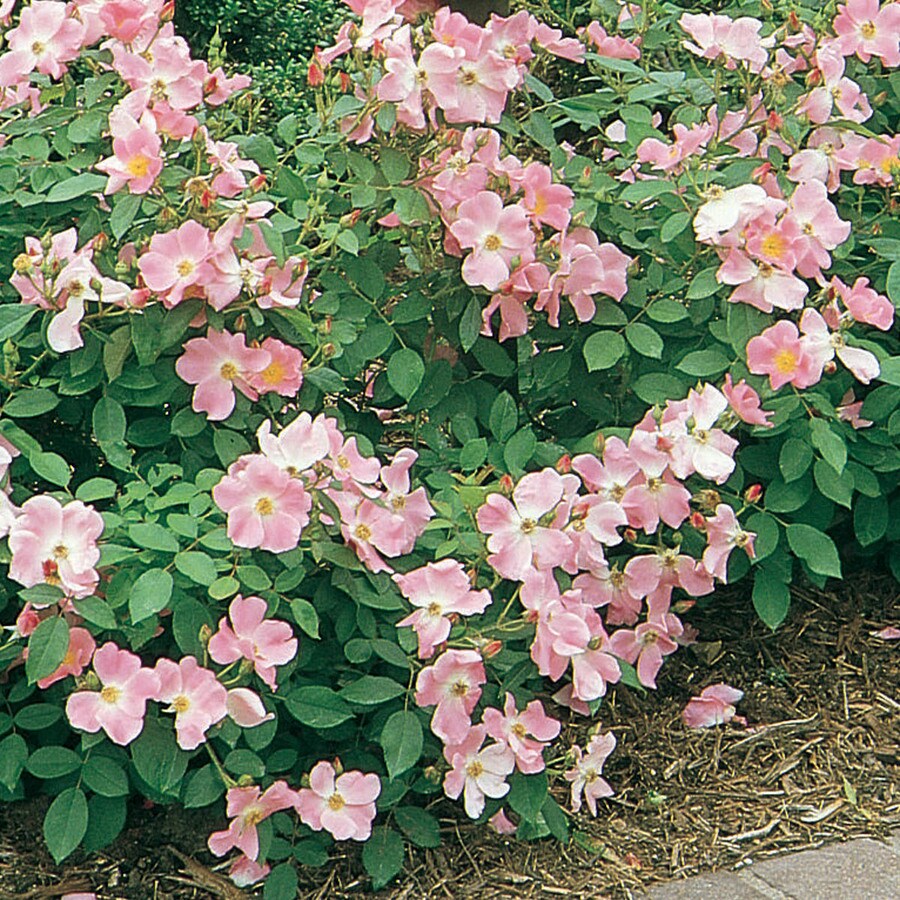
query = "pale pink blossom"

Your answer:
(833, 0), (900, 67)
(483, 693), (560, 774)
(584, 22), (641, 60)
(208, 782), (299, 860)
(380, 448), (435, 553)
(7, 1), (87, 80)
(256, 413), (331, 478)
(836, 390), (873, 429)
(294, 760), (380, 841)
(722, 373), (774, 428)
(138, 220), (215, 307)
(154, 657), (228, 750)
(228, 857), (270, 887)
(702, 504), (756, 582)
(208, 594), (298, 690)
(226, 688), (275, 728)
(871, 626), (900, 640)
(608, 614), (682, 688)
(175, 330), (271, 421)
(96, 112), (162, 195)
(679, 13), (772, 72)
(443, 724), (515, 819)
(833, 277), (894, 331)
(476, 469), (573, 580)
(415, 648), (486, 744)
(488, 808), (518, 835)
(799, 308), (880, 385)
(449, 191), (535, 291)
(394, 559), (491, 659)
(693, 184), (771, 244)
(247, 337), (303, 397)
(330, 492), (406, 574)
(717, 249), (807, 314)
(683, 683), (745, 728)
(66, 642), (160, 746)
(8, 496), (103, 599)
(564, 731), (616, 815)
(747, 319), (821, 390)
(518, 162), (573, 231)
(37, 627), (95, 689)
